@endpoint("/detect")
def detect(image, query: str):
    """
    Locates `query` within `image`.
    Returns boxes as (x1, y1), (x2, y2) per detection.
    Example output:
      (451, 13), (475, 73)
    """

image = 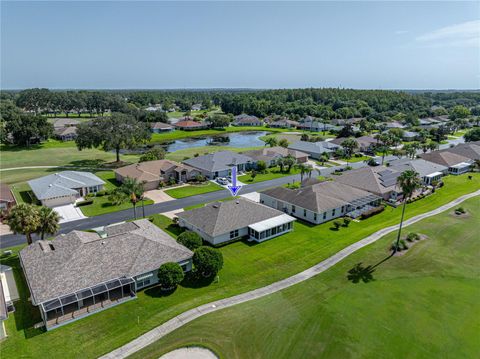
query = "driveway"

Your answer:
(54, 204), (87, 223)
(144, 190), (176, 204)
